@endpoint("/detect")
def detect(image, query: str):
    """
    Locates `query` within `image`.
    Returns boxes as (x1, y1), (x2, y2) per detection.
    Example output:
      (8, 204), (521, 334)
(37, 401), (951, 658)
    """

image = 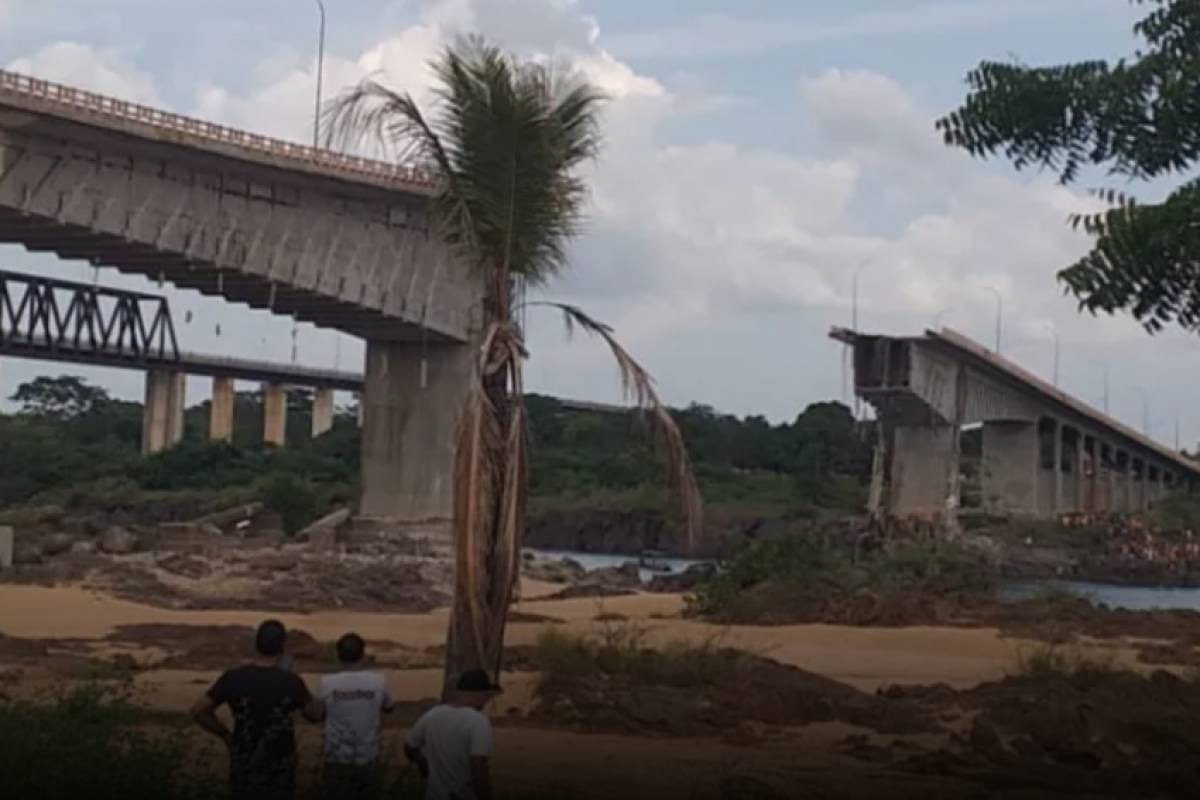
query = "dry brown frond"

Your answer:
(450, 317), (532, 680)
(530, 300), (704, 552)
